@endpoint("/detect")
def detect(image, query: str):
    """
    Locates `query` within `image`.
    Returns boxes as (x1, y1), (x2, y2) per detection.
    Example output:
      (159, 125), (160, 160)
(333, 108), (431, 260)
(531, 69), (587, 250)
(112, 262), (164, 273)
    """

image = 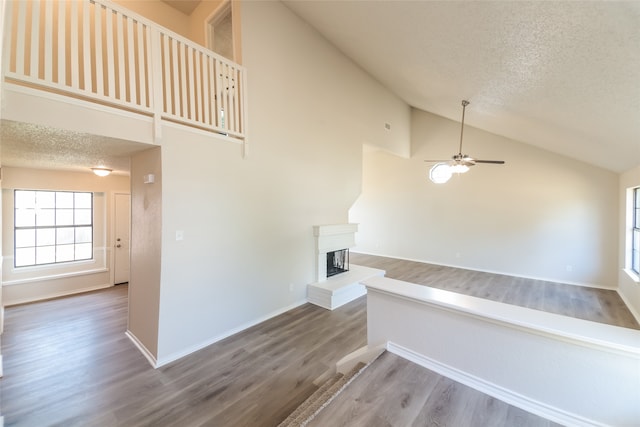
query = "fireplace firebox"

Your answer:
(326, 248), (349, 278)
